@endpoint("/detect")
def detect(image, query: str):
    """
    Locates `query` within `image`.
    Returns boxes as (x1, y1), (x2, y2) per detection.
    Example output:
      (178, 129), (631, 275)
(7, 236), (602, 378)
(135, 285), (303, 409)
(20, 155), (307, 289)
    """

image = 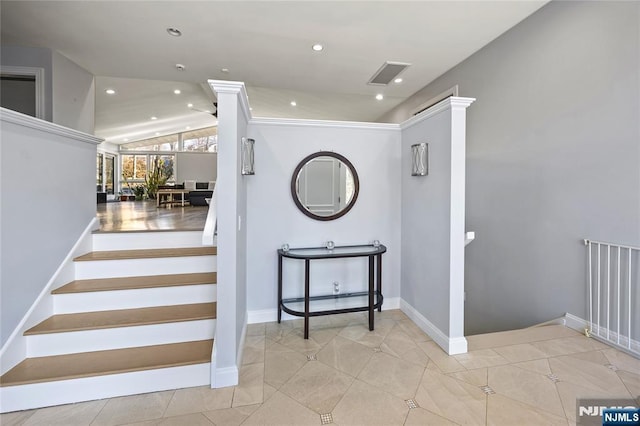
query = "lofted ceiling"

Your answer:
(1, 1), (547, 143)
